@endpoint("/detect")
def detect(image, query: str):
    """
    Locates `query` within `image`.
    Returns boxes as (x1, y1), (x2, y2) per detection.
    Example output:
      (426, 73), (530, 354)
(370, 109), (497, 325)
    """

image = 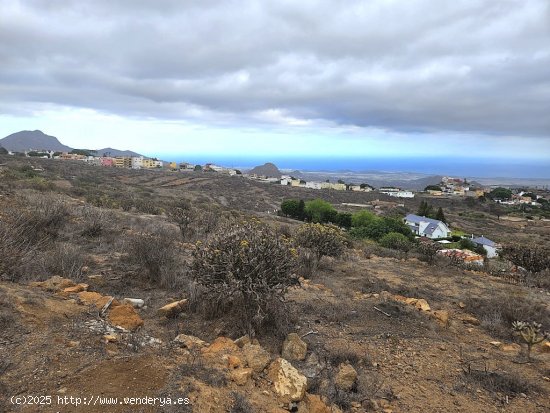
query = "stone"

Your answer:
(234, 335), (252, 348)
(31, 276), (75, 292)
(540, 341), (550, 353)
(77, 291), (120, 309)
(432, 310), (449, 325)
(500, 343), (521, 353)
(202, 337), (239, 354)
(297, 394), (331, 413)
(414, 299), (431, 312)
(282, 333), (307, 361)
(242, 343), (271, 373)
(458, 302), (466, 309)
(268, 358), (307, 403)
(107, 304), (144, 331)
(230, 367), (253, 385)
(122, 298), (145, 308)
(157, 299), (188, 318)
(462, 315), (480, 326)
(335, 363), (357, 391)
(404, 297), (418, 305)
(227, 355), (243, 369)
(490, 341), (502, 347)
(302, 353), (324, 379)
(174, 334), (207, 350)
(62, 283), (89, 294)
(103, 334), (118, 343)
